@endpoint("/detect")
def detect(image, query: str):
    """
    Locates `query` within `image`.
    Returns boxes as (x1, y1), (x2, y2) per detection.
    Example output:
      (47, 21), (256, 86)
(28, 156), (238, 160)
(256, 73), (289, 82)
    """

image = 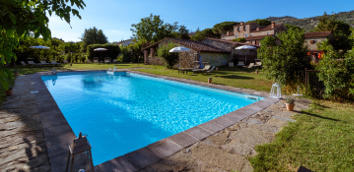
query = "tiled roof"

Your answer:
(245, 35), (273, 41)
(204, 37), (250, 46)
(251, 23), (283, 32)
(142, 38), (230, 53)
(305, 31), (331, 38)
